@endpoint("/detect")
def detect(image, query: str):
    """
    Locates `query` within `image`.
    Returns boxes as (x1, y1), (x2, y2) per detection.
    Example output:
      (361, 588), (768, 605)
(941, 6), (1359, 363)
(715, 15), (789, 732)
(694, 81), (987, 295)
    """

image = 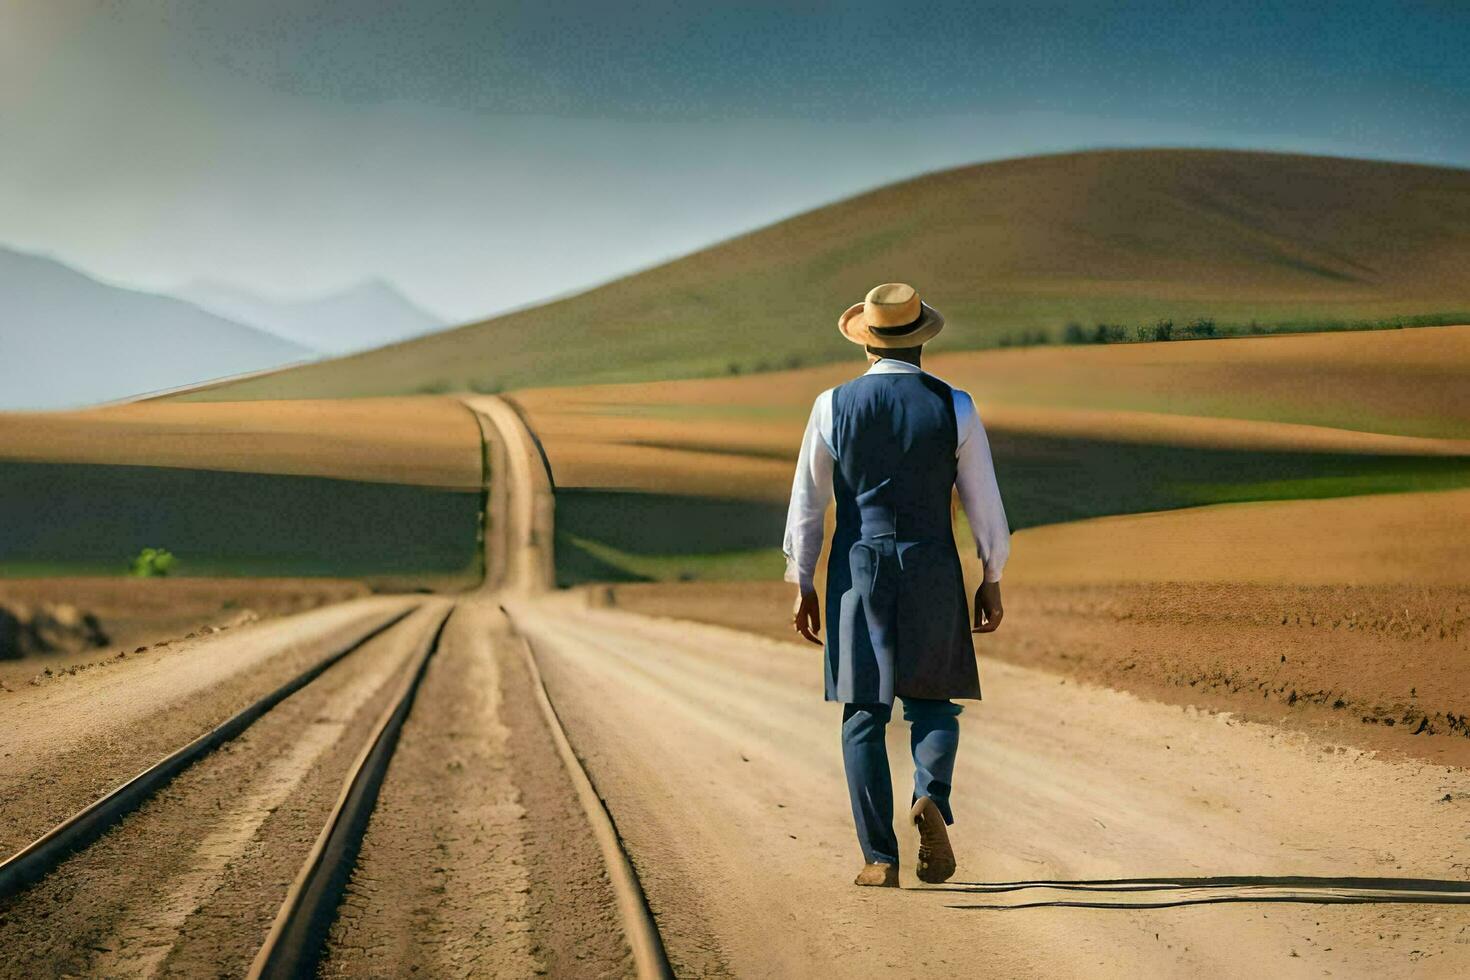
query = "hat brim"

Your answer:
(838, 301), (945, 348)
